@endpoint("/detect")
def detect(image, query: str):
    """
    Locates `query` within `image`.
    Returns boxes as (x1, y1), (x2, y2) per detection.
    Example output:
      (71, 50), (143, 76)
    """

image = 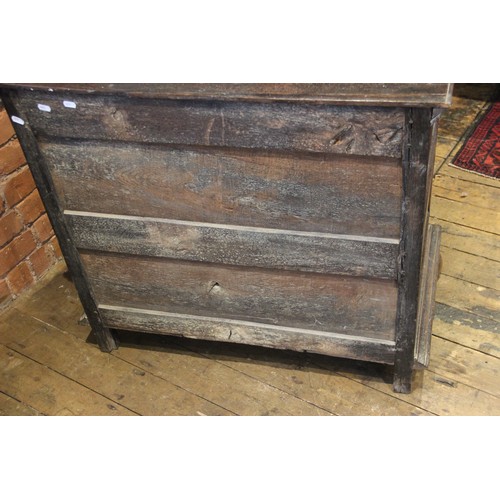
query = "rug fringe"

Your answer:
(448, 161), (500, 180)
